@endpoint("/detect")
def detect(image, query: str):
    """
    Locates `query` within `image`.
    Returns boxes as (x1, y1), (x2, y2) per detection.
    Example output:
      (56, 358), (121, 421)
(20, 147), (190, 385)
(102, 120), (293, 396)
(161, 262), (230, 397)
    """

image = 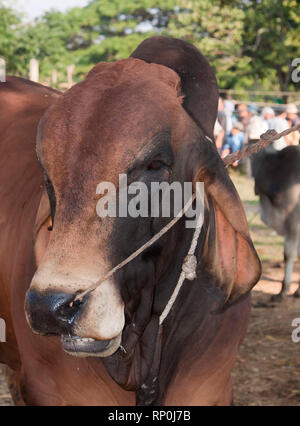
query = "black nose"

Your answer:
(25, 290), (83, 335)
